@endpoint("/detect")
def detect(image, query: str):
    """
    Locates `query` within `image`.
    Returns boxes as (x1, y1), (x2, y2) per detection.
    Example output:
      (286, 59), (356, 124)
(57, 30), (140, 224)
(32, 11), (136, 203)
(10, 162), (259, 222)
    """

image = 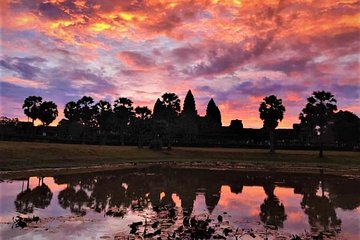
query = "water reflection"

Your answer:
(15, 177), (53, 214)
(5, 167), (360, 237)
(260, 183), (287, 228)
